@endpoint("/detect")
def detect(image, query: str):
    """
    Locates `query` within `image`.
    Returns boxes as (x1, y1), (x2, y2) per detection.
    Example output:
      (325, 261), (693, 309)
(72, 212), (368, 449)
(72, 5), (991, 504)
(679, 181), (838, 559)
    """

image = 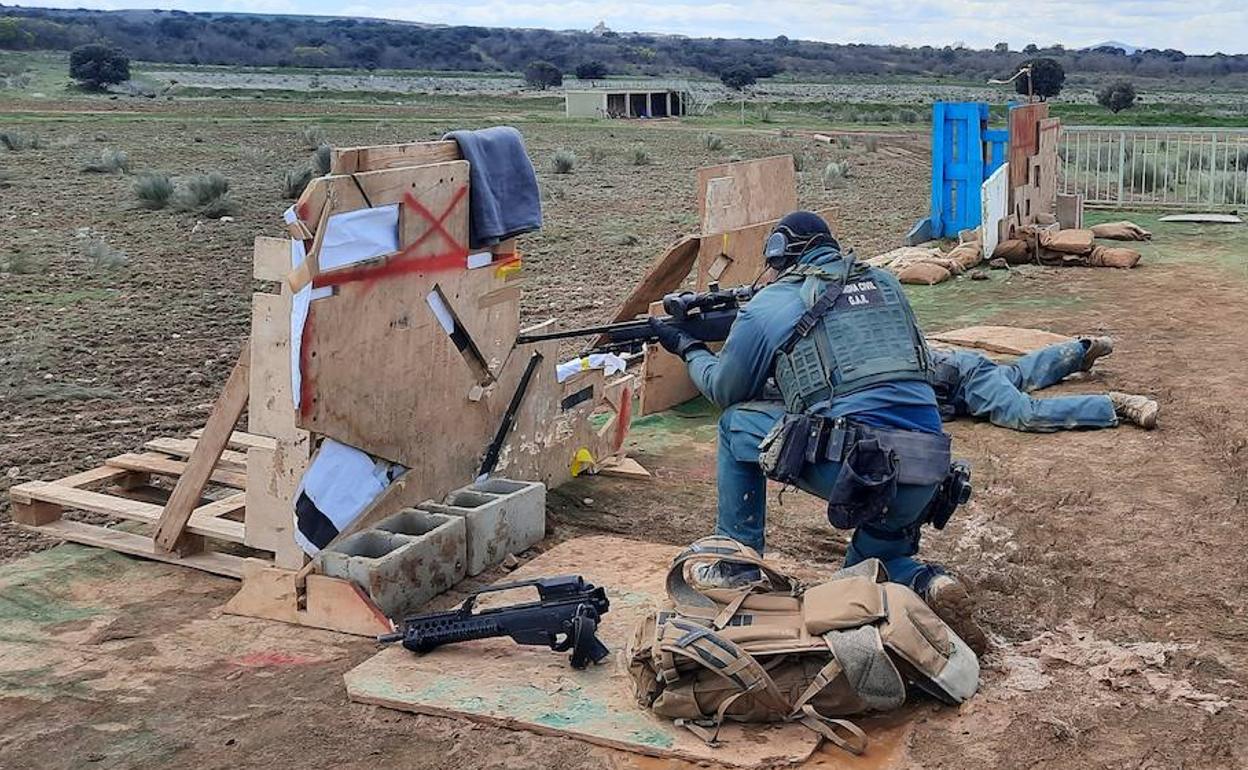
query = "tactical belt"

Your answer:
(803, 417), (951, 486)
